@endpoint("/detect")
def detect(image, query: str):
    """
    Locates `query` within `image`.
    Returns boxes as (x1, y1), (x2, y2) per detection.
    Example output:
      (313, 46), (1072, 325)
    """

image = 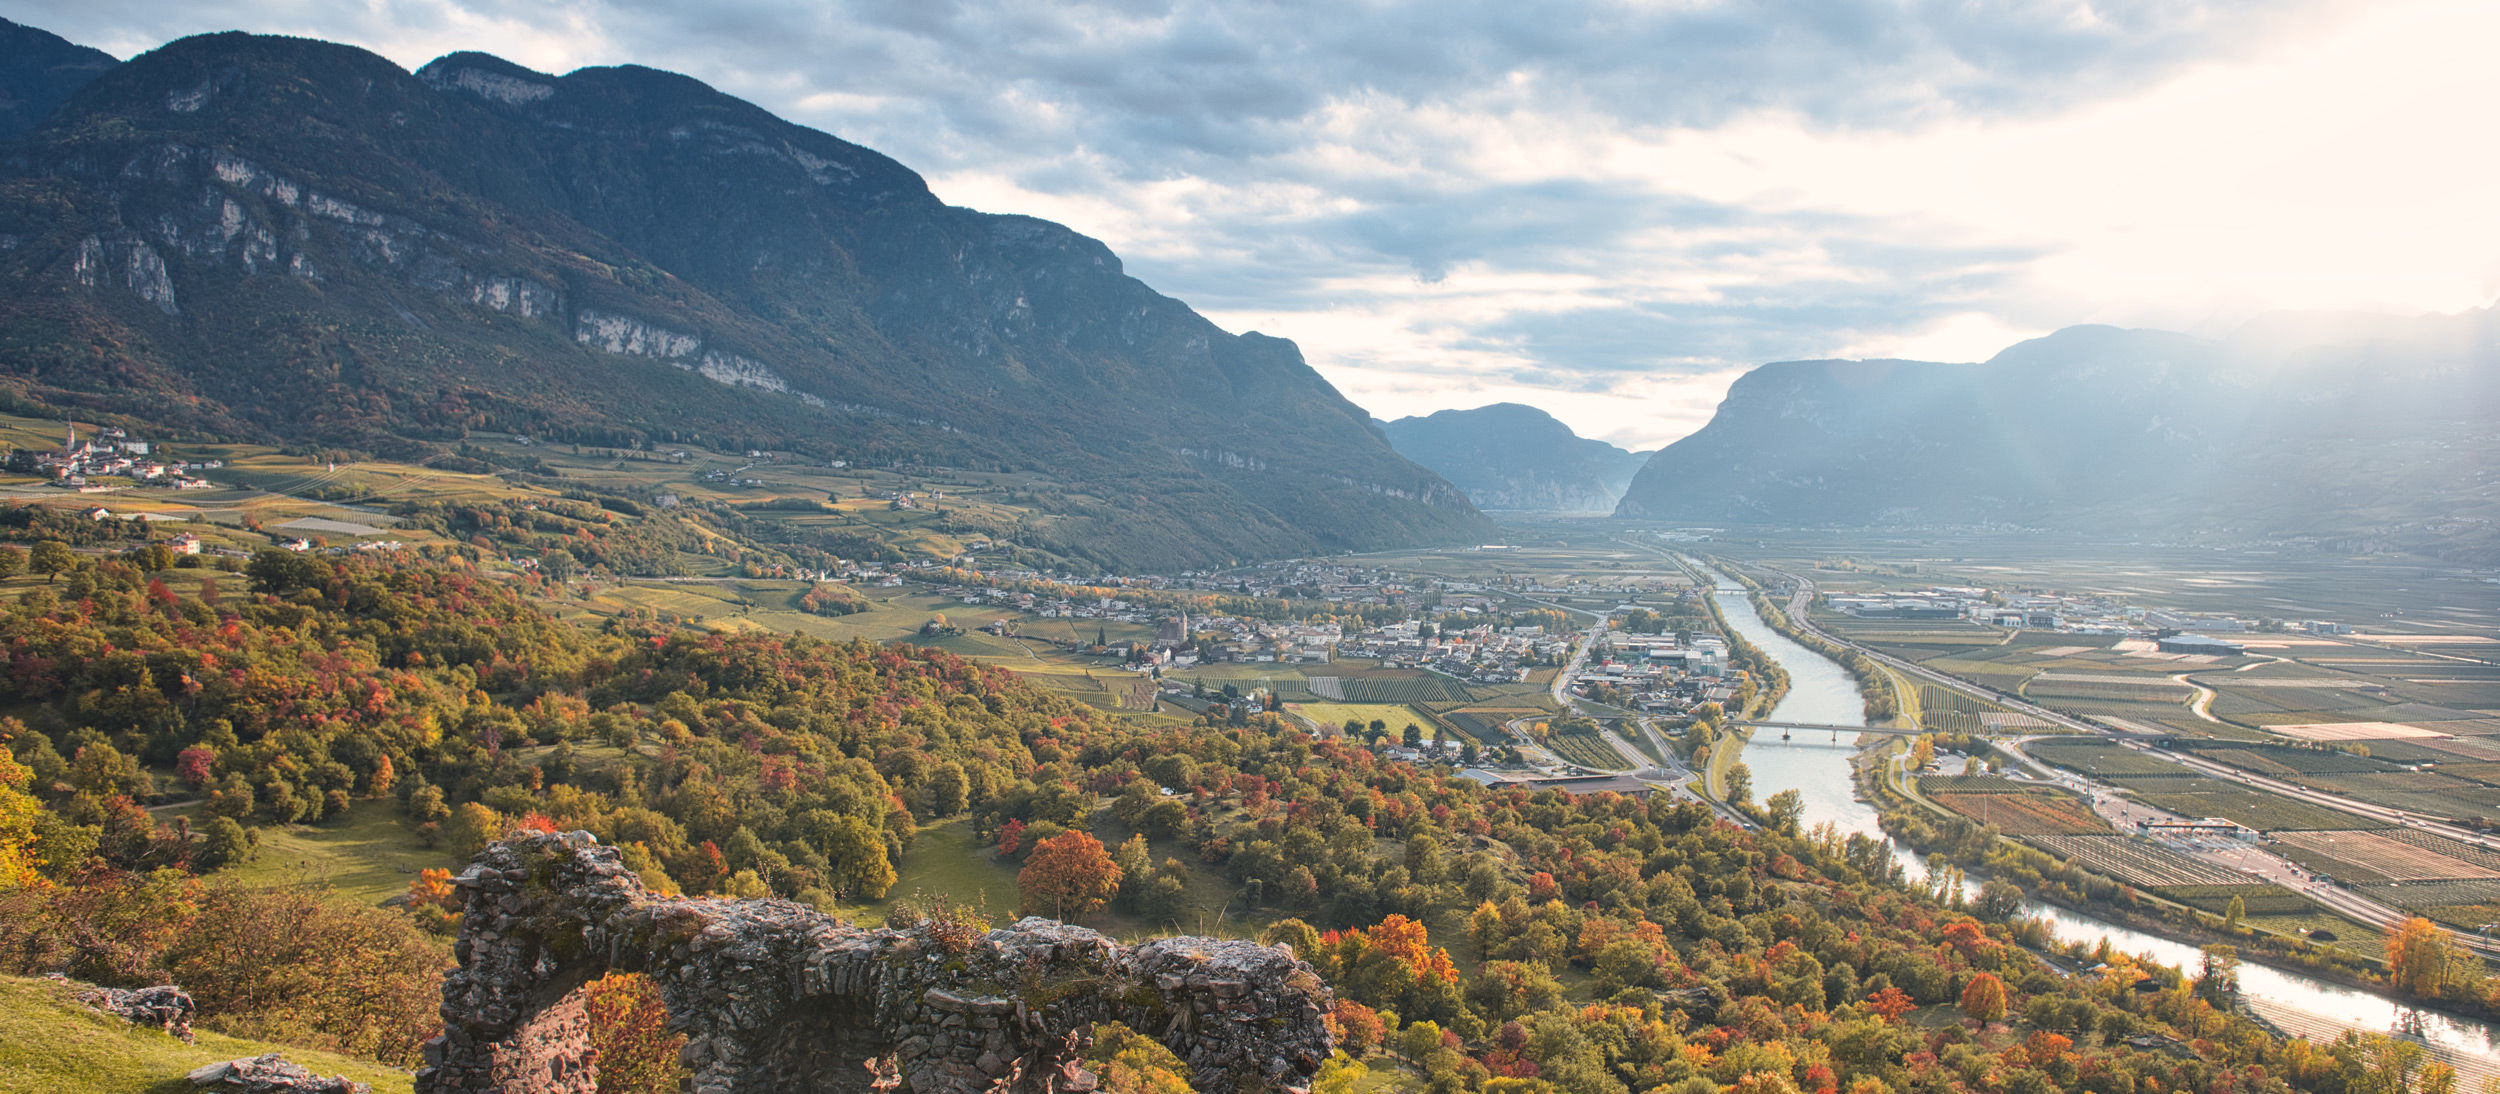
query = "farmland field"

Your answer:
(2183, 744), (2390, 778)
(1445, 708), (1539, 745)
(1548, 725), (1631, 770)
(2151, 884), (2315, 916)
(1291, 702), (1438, 738)
(2269, 830), (2499, 883)
(1305, 674), (1475, 703)
(1917, 775), (2028, 793)
(2023, 835), (2254, 887)
(2365, 878), (2500, 911)
(1930, 791), (2108, 835)
(2108, 775), (2384, 832)
(2372, 827), (2500, 872)
(2027, 739), (2188, 778)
